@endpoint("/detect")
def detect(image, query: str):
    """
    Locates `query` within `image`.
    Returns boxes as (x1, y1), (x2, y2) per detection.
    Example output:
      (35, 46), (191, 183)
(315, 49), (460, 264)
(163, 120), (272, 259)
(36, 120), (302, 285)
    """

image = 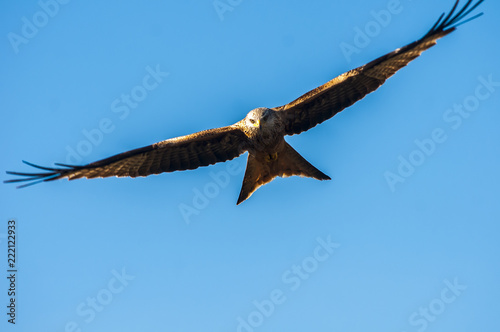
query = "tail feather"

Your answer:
(237, 154), (264, 205)
(237, 142), (330, 204)
(277, 143), (331, 181)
